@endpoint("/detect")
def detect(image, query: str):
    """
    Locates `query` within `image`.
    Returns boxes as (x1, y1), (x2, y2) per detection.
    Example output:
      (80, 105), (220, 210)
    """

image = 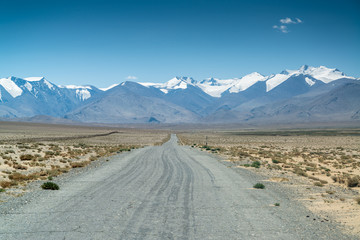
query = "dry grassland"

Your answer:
(178, 129), (360, 235)
(0, 121), (169, 193)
